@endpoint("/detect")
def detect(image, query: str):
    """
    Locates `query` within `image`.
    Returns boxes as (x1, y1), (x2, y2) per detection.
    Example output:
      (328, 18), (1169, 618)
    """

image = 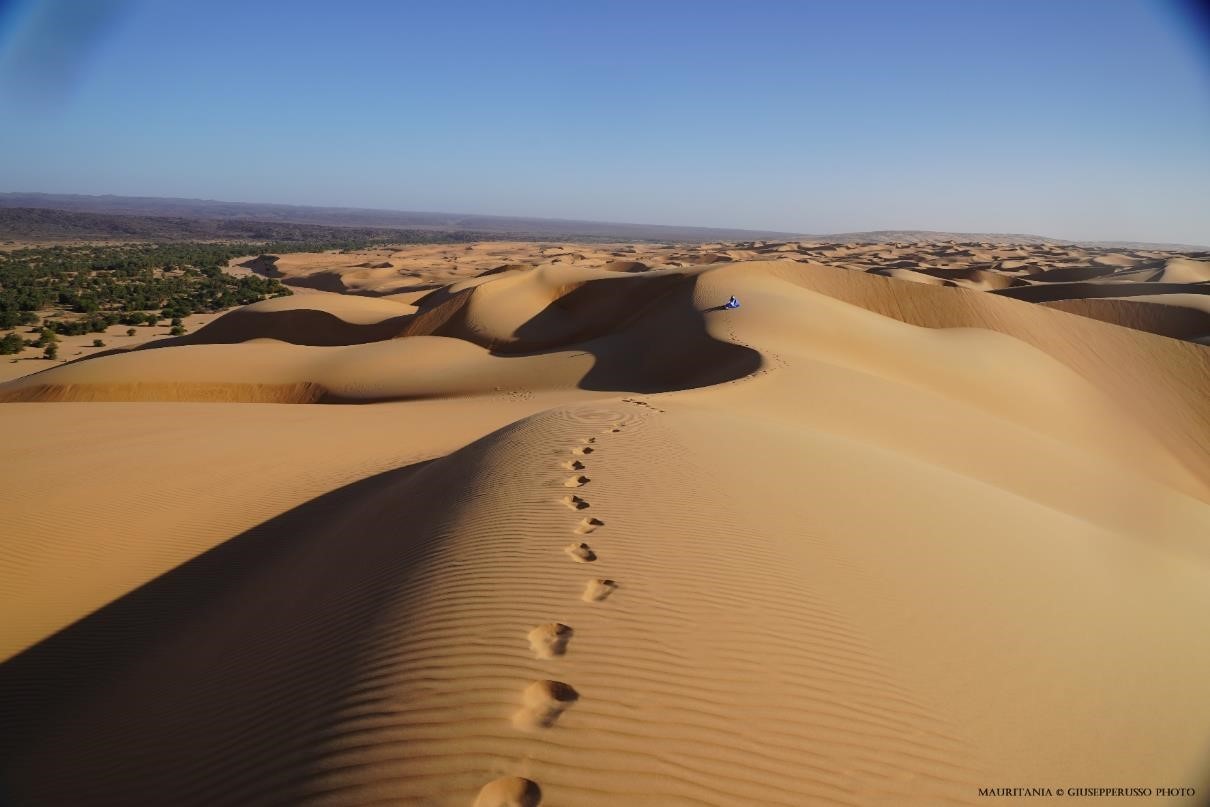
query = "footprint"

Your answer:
(571, 446), (594, 456)
(561, 495), (589, 510)
(513, 680), (580, 729)
(583, 437), (597, 444)
(561, 460), (586, 471)
(527, 623), (573, 658)
(574, 517), (604, 534)
(583, 579), (619, 602)
(474, 777), (542, 807)
(563, 475), (589, 488)
(565, 542), (597, 563)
